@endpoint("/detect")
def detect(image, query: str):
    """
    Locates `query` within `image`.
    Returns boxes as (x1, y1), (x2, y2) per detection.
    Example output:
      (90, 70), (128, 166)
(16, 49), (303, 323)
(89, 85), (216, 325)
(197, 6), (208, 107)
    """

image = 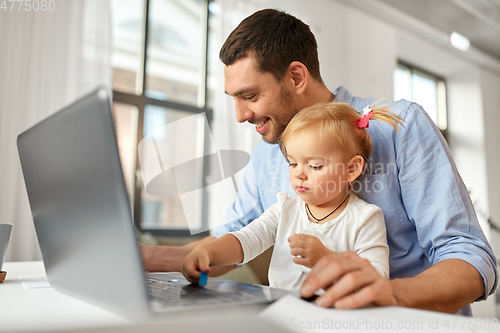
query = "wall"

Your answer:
(482, 70), (500, 317)
(285, 0), (395, 98)
(482, 70), (500, 244)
